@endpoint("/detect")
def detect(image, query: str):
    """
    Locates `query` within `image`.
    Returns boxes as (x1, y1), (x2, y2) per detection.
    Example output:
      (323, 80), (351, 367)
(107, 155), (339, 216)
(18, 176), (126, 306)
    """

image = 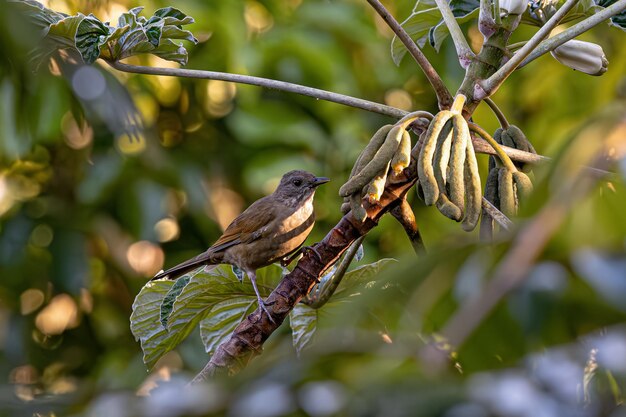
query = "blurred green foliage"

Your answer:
(1, 0), (626, 416)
